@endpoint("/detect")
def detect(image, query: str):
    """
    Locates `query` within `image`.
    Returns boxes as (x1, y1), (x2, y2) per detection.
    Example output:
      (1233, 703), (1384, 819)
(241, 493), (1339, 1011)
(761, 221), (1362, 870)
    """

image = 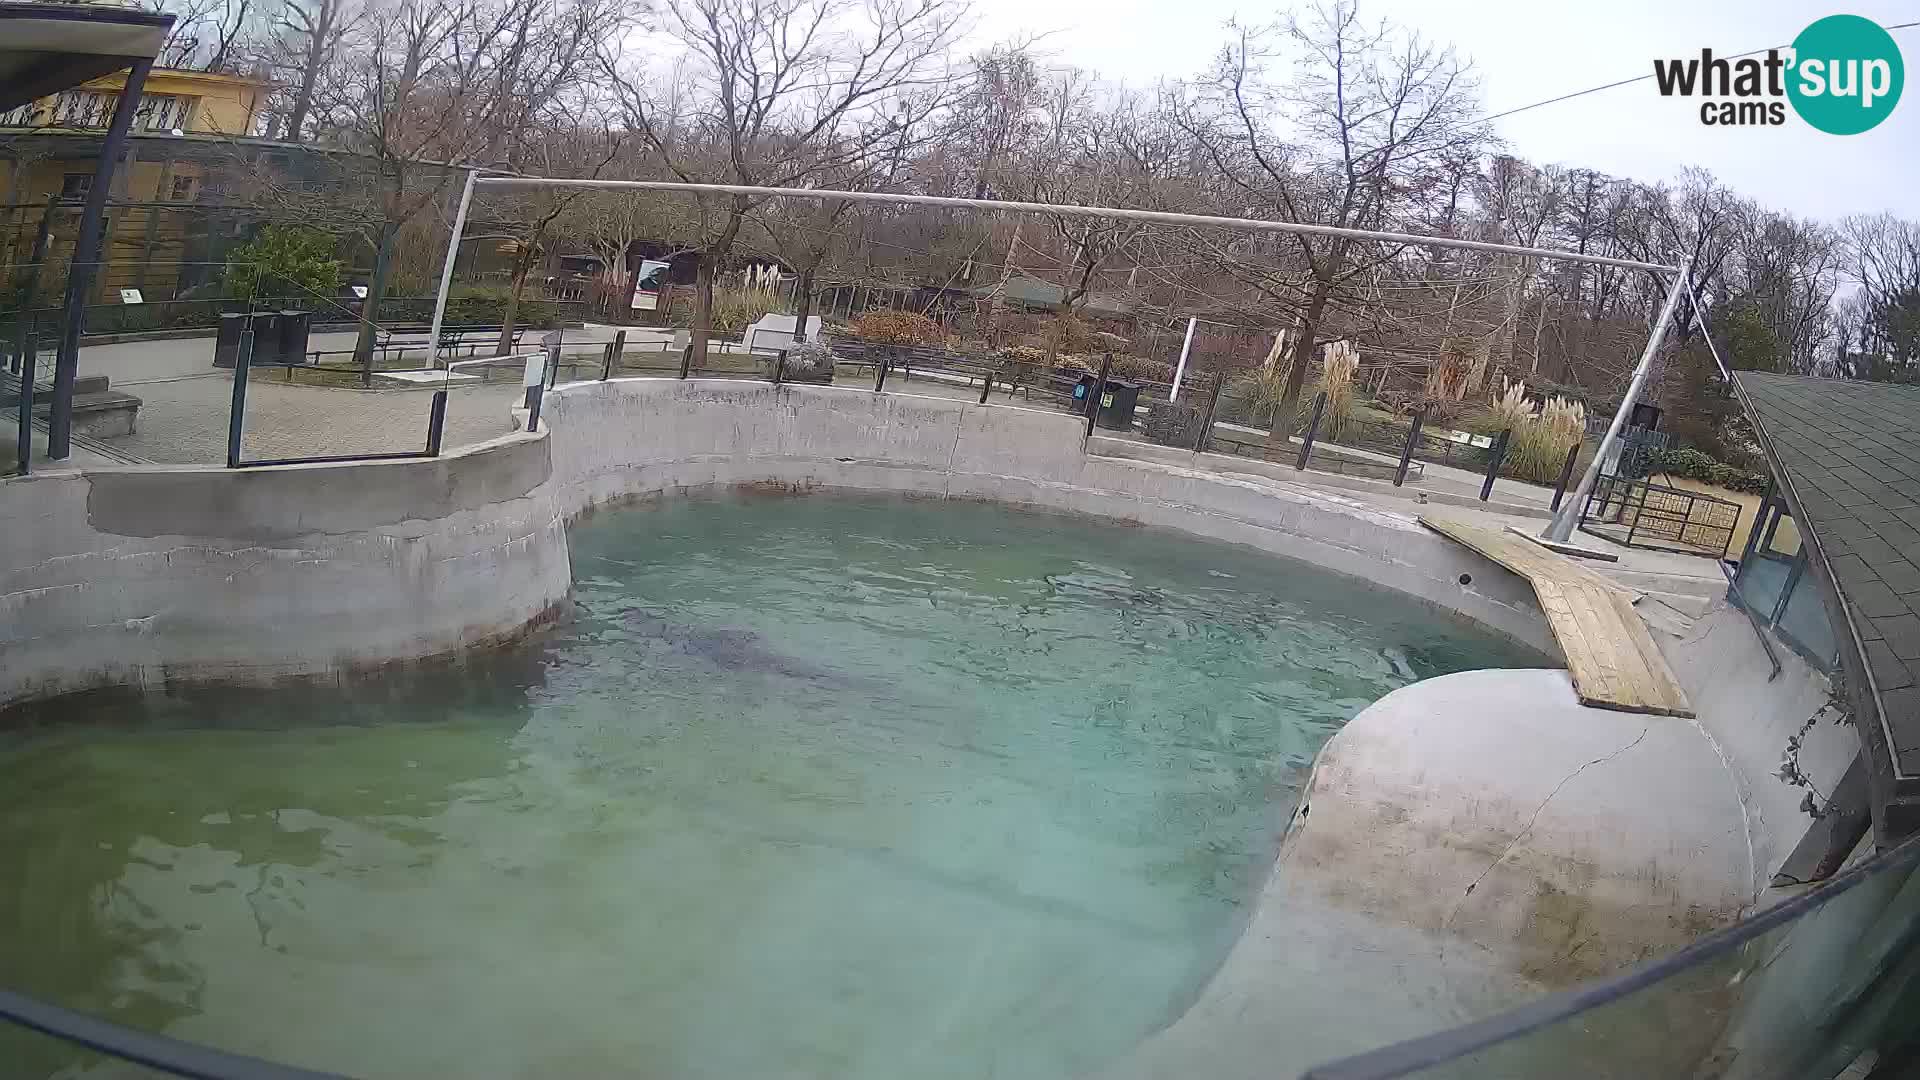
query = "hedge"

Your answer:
(1641, 446), (1770, 495)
